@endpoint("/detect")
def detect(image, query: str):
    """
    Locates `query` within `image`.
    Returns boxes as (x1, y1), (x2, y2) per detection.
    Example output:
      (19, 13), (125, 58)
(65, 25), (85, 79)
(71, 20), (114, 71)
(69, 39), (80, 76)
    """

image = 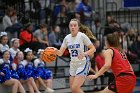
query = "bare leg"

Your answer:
(35, 79), (40, 88)
(20, 79), (34, 93)
(27, 79), (35, 93)
(70, 76), (86, 93)
(69, 76), (75, 91)
(44, 79), (53, 88)
(43, 78), (54, 93)
(17, 81), (26, 93)
(30, 77), (40, 92)
(38, 77), (48, 89)
(3, 78), (19, 93)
